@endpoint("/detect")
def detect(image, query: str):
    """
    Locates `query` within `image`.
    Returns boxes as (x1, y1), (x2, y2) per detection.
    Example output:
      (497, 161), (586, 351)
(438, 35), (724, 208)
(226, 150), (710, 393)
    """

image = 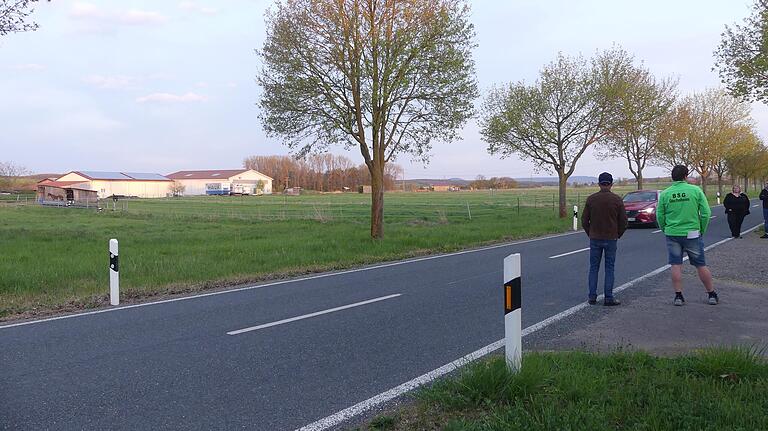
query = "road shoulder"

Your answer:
(524, 231), (768, 356)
